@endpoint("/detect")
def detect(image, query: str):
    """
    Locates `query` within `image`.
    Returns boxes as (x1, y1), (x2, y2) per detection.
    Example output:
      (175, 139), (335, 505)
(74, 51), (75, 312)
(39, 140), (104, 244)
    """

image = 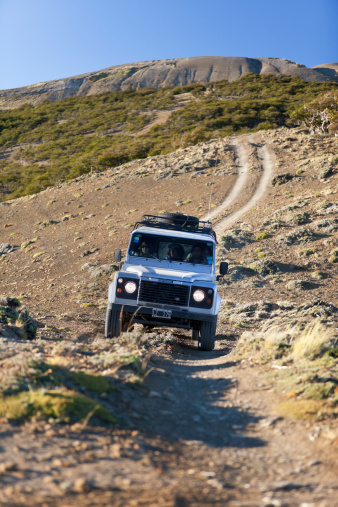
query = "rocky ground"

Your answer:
(0, 127), (337, 506)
